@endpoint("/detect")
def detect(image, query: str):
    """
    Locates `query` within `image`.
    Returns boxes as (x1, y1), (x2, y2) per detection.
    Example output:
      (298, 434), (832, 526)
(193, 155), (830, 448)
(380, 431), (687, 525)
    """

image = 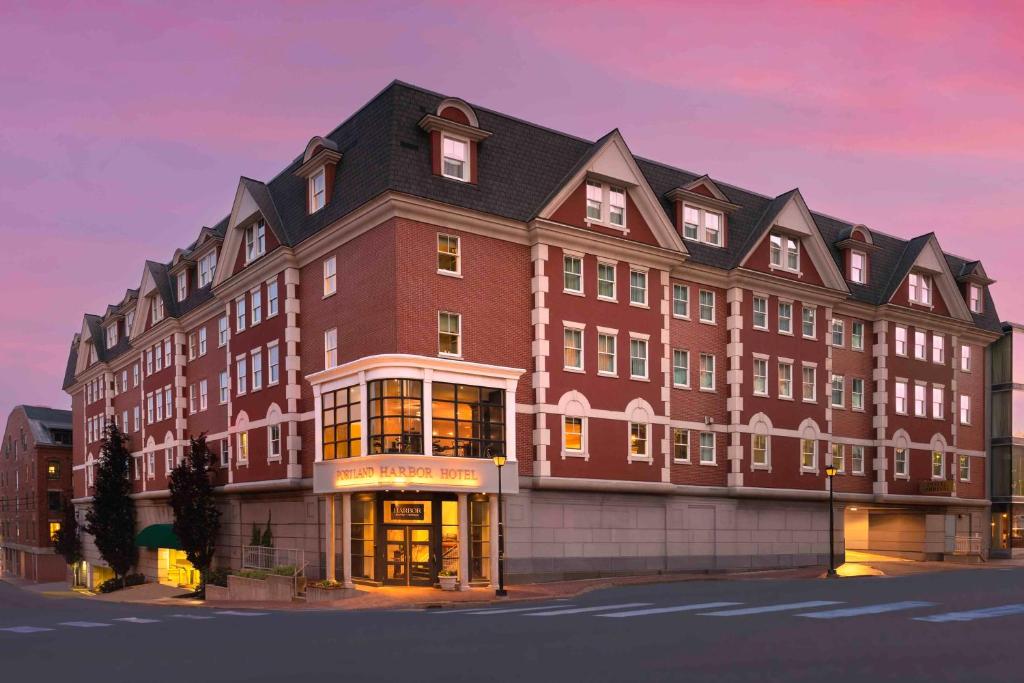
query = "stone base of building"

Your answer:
(0, 545), (68, 583)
